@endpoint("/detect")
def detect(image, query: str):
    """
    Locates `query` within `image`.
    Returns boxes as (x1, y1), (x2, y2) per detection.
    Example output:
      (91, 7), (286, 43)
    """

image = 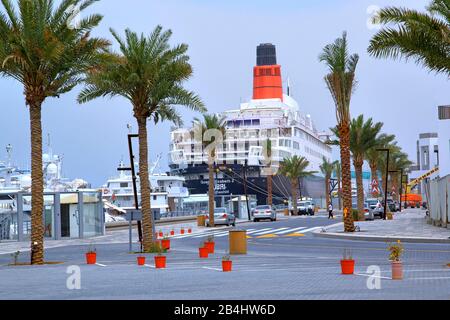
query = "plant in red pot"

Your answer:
(188, 228), (192, 234)
(154, 245), (167, 269)
(340, 249), (355, 275)
(204, 235), (215, 254)
(136, 247), (146, 266)
(161, 234), (171, 251)
(180, 227), (185, 235)
(85, 244), (97, 265)
(199, 241), (209, 258)
(222, 253), (232, 272)
(388, 240), (404, 280)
